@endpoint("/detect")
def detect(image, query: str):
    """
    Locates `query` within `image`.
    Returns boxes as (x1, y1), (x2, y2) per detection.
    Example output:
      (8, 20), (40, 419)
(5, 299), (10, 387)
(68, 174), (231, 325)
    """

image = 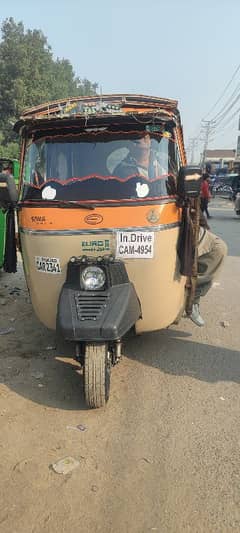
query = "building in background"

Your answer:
(204, 149), (236, 174)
